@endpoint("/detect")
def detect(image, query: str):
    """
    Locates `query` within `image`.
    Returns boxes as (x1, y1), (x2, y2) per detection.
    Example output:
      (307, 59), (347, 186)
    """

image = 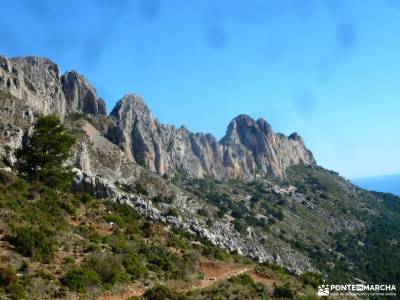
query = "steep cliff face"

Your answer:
(107, 94), (225, 178)
(0, 55), (107, 166)
(0, 55), (106, 117)
(0, 54), (315, 179)
(220, 115), (316, 177)
(61, 71), (106, 115)
(107, 94), (316, 179)
(0, 56), (67, 117)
